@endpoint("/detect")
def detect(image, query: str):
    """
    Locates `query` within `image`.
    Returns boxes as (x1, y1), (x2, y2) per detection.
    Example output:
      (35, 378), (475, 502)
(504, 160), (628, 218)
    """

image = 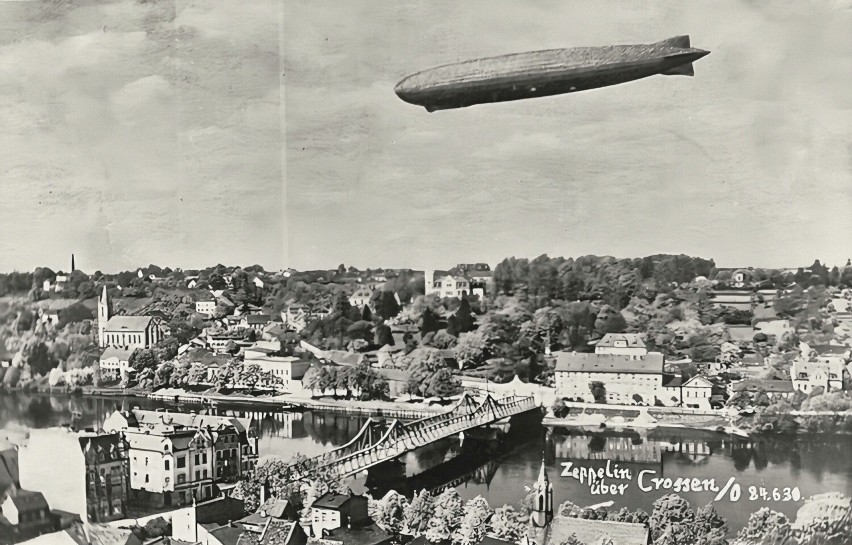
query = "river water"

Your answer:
(3, 393), (851, 533)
